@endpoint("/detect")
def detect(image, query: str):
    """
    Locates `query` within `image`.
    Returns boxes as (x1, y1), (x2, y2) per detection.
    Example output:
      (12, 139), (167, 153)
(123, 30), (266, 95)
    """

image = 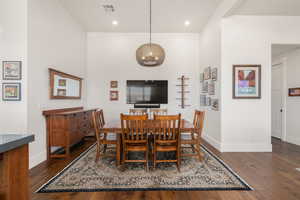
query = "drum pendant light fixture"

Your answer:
(136, 0), (165, 67)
